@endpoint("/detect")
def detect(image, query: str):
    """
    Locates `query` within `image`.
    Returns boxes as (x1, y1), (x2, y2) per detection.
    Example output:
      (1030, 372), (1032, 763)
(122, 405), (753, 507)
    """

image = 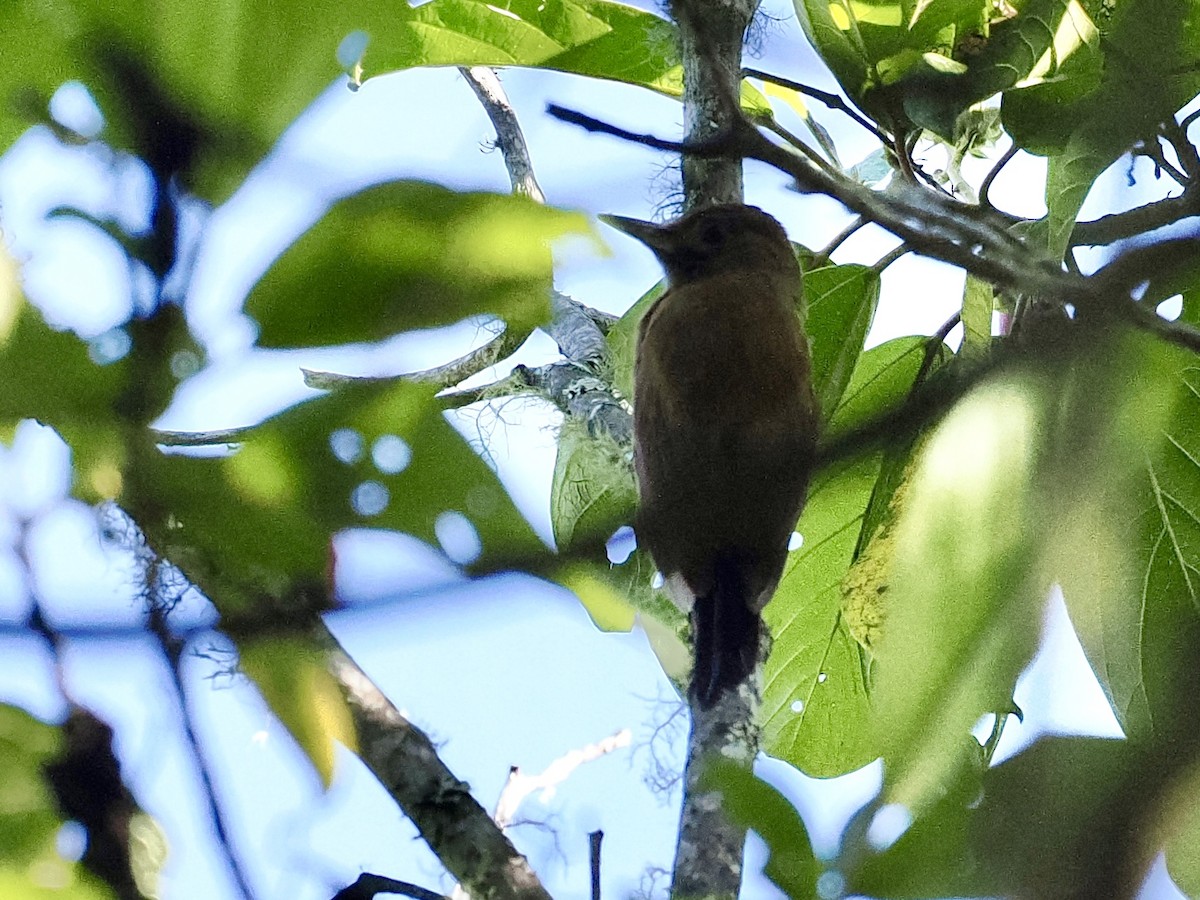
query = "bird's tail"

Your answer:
(691, 552), (761, 707)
